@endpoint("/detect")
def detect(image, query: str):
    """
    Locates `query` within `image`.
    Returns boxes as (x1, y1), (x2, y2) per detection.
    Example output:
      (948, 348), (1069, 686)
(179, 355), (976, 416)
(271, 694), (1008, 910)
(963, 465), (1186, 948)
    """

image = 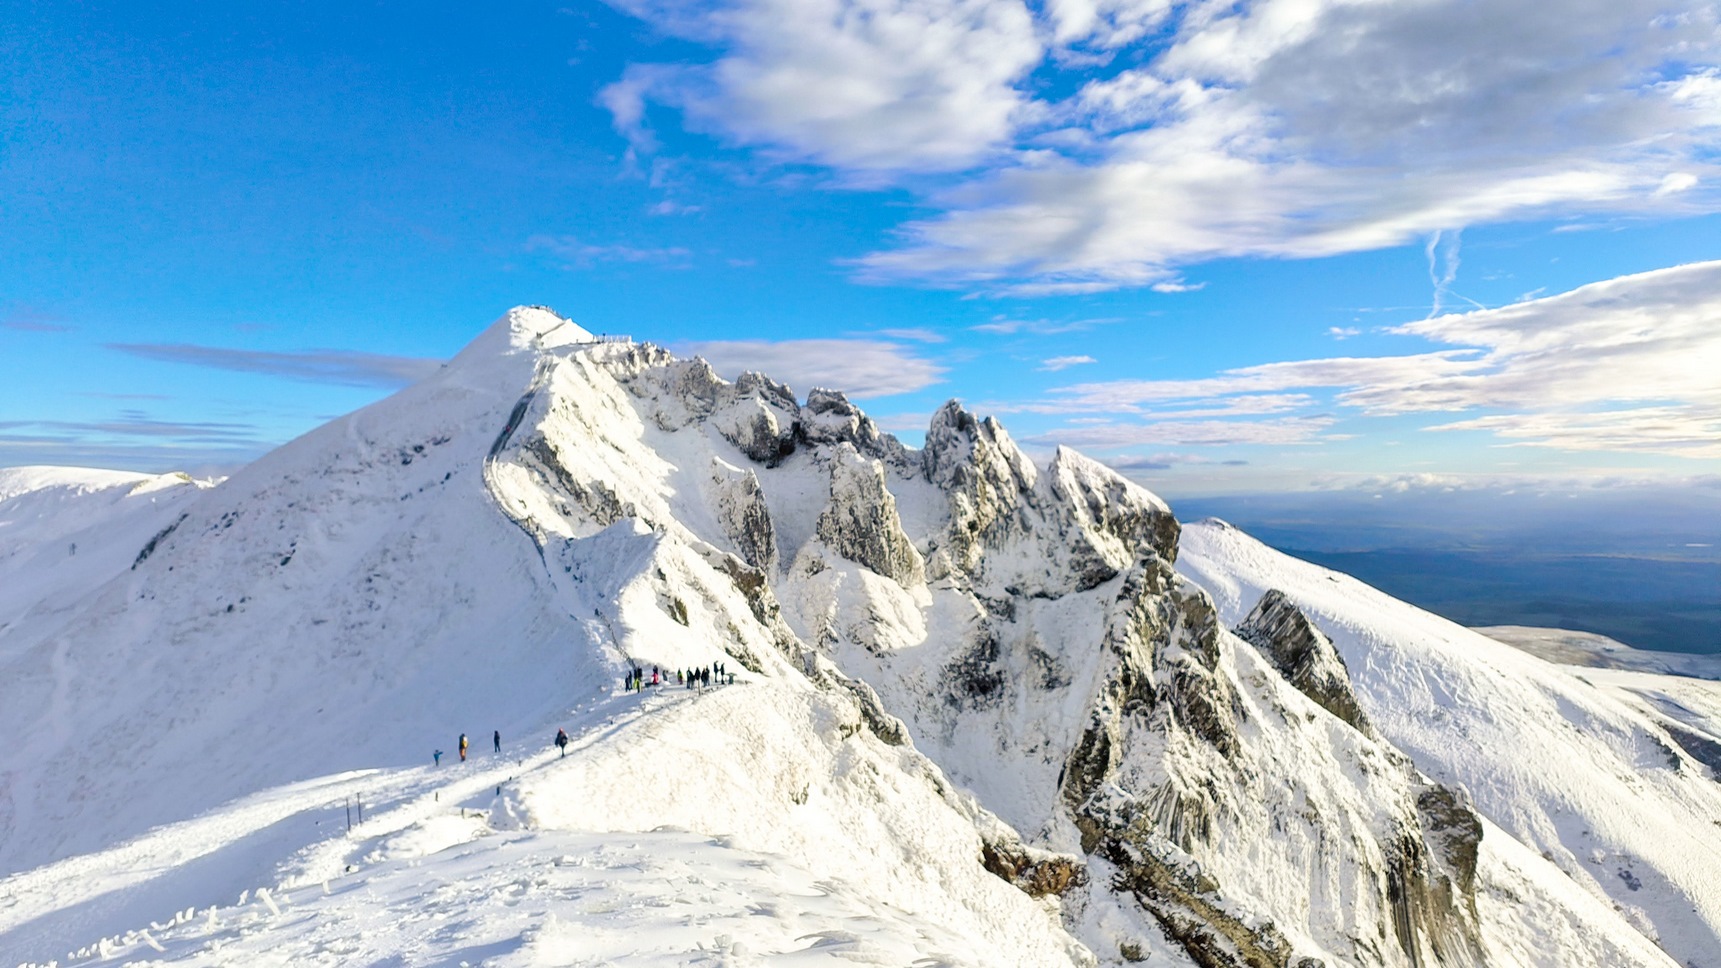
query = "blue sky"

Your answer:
(4, 0), (1720, 497)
